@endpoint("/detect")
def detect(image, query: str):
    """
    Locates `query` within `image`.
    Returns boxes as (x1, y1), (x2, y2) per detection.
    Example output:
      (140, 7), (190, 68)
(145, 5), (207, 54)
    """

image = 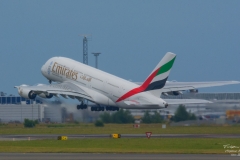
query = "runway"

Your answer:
(1, 134), (240, 140)
(0, 135), (239, 159)
(0, 153), (239, 160)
